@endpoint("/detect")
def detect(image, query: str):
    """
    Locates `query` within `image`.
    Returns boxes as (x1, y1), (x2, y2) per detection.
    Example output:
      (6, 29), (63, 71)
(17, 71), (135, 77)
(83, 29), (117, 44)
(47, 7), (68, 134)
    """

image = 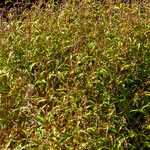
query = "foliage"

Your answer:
(0, 0), (149, 149)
